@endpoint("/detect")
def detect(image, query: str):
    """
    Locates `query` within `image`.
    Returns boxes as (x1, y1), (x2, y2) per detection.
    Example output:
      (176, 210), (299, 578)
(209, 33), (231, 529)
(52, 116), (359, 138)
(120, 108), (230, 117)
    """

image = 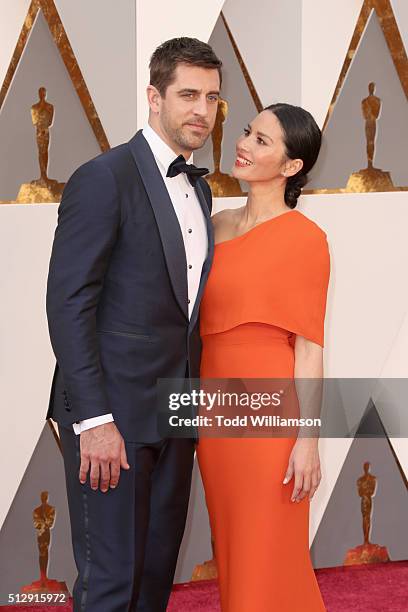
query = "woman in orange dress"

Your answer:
(196, 103), (330, 611)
